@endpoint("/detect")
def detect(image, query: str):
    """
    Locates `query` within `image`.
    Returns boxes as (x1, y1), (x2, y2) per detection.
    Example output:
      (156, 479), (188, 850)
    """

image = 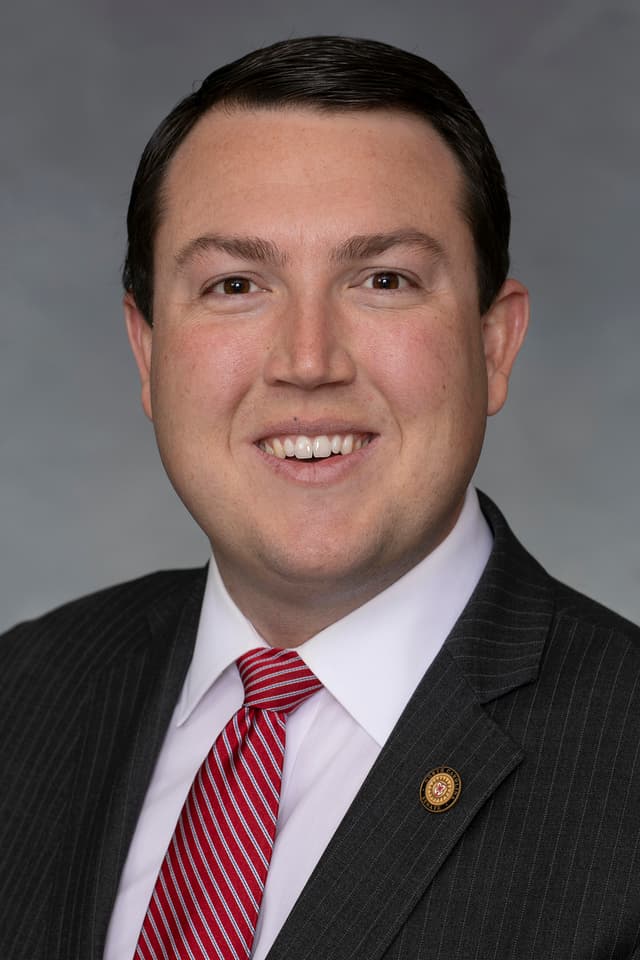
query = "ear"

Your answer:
(124, 292), (154, 420)
(481, 278), (529, 416)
